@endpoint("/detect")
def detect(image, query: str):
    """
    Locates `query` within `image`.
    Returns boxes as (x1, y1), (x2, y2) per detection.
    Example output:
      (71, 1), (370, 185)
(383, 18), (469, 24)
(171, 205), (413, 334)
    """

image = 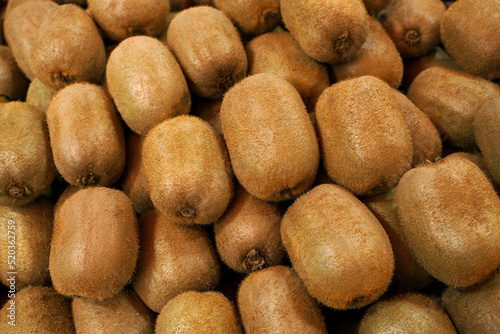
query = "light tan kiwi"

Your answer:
(166, 6), (247, 99)
(143, 115), (233, 225)
(0, 102), (55, 207)
(378, 0), (446, 58)
(331, 16), (403, 88)
(213, 0), (281, 36)
(245, 31), (330, 111)
(26, 77), (58, 114)
(106, 36), (191, 136)
(49, 187), (138, 300)
(0, 286), (74, 333)
(358, 293), (457, 334)
(441, 0), (500, 80)
(315, 75), (413, 196)
(132, 210), (221, 313)
(47, 83), (126, 187)
(214, 184), (285, 273)
(191, 99), (224, 137)
(237, 266), (327, 334)
(407, 66), (500, 150)
(446, 152), (497, 188)
(72, 288), (156, 334)
(395, 155), (500, 287)
(4, 0), (56, 16)
(281, 0), (369, 64)
(362, 0), (392, 14)
(156, 291), (241, 334)
(474, 99), (500, 186)
(220, 73), (319, 202)
(0, 45), (28, 101)
(3, 0), (59, 80)
(281, 184), (395, 309)
(0, 197), (53, 289)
